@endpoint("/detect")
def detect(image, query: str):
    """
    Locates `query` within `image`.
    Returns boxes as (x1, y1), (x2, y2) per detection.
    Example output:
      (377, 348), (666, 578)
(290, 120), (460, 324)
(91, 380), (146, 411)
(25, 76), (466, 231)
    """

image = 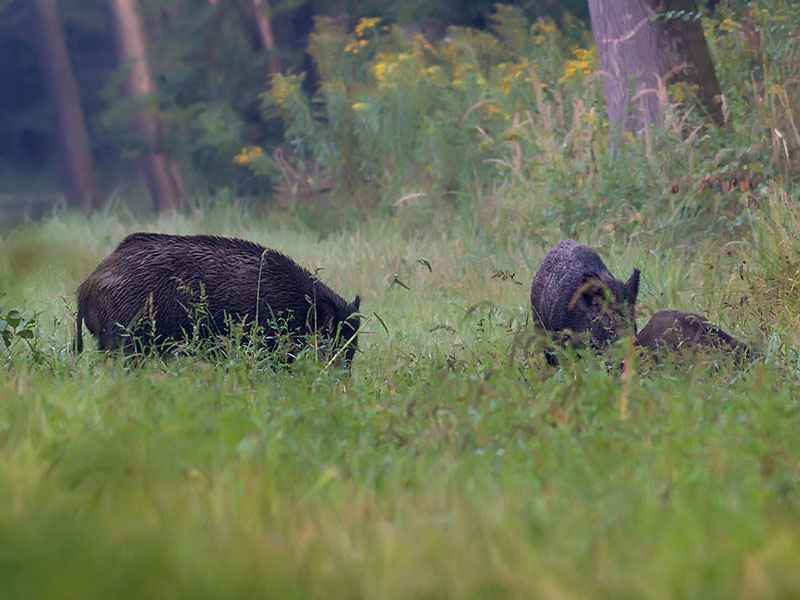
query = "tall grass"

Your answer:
(1, 183), (799, 597)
